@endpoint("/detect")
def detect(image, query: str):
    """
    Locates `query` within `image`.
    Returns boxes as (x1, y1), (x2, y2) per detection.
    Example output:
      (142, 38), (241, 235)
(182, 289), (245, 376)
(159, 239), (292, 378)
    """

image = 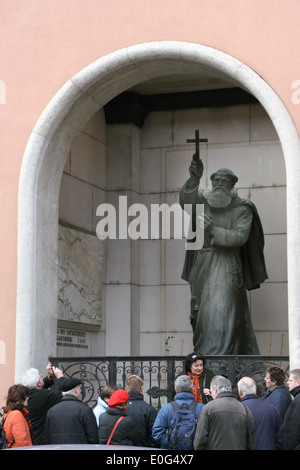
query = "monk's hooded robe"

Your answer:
(180, 183), (268, 355)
